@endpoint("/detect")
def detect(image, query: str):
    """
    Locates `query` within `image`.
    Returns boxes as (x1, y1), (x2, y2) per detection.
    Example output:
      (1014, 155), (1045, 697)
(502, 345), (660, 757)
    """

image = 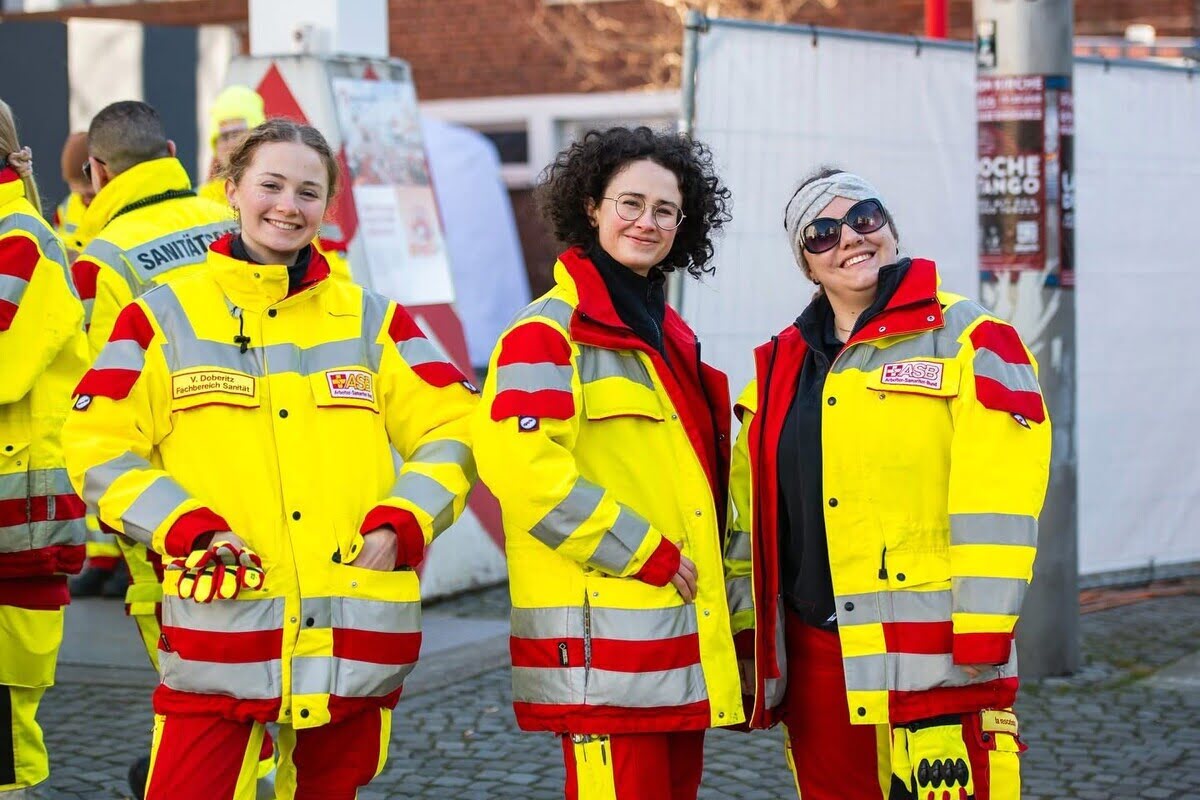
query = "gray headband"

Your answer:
(783, 172), (886, 267)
